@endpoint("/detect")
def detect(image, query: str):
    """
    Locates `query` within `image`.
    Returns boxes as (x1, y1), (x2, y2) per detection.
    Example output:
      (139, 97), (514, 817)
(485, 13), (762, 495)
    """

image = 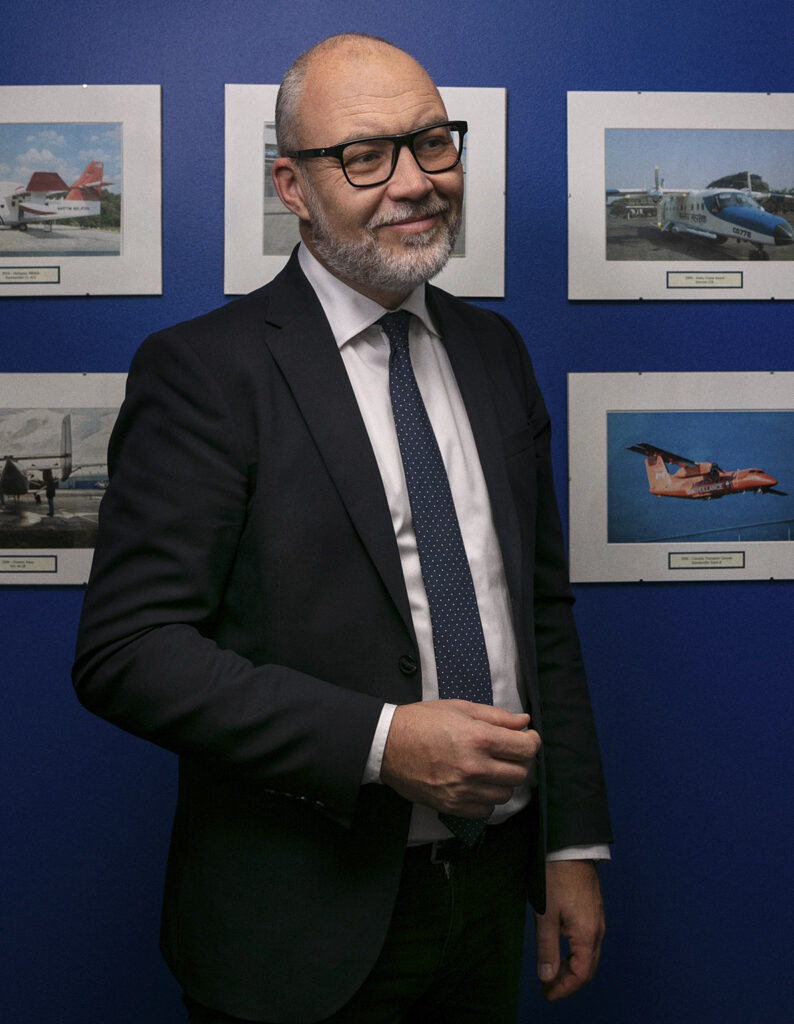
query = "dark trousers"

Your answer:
(184, 808), (531, 1024)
